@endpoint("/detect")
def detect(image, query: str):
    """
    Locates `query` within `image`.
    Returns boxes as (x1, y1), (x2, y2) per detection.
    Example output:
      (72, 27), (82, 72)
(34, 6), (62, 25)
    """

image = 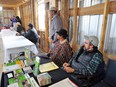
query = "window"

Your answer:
(0, 7), (3, 26)
(38, 3), (45, 31)
(104, 14), (116, 55)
